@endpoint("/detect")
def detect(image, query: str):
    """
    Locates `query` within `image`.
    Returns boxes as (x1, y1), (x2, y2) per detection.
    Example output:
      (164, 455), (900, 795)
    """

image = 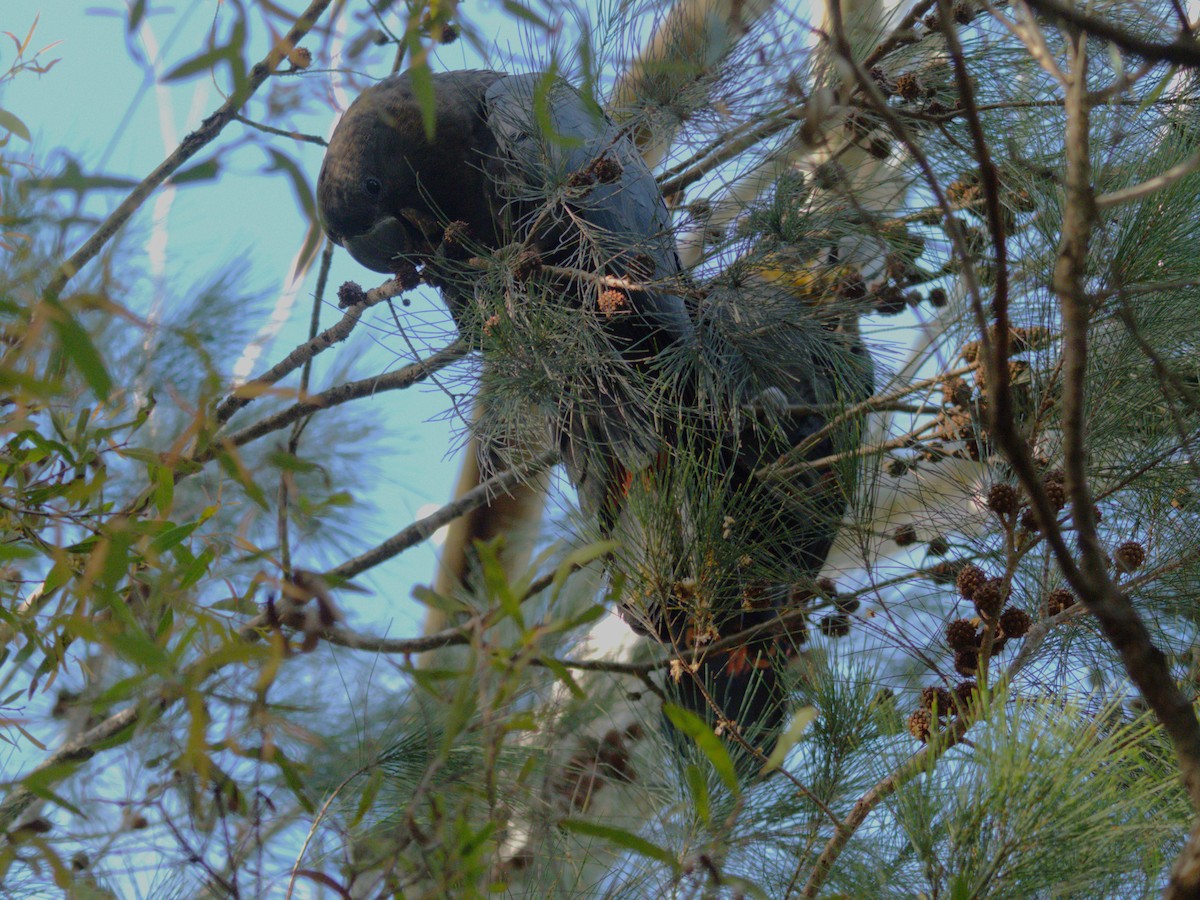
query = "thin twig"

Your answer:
(280, 242), (335, 577)
(1095, 146), (1200, 209)
(1052, 34), (1200, 822)
(219, 342), (469, 450)
(801, 722), (975, 897)
(326, 449), (559, 582)
(40, 0), (334, 305)
(213, 277), (409, 425)
(1019, 0), (1200, 67)
(757, 362), (979, 479)
(234, 113), (327, 146)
